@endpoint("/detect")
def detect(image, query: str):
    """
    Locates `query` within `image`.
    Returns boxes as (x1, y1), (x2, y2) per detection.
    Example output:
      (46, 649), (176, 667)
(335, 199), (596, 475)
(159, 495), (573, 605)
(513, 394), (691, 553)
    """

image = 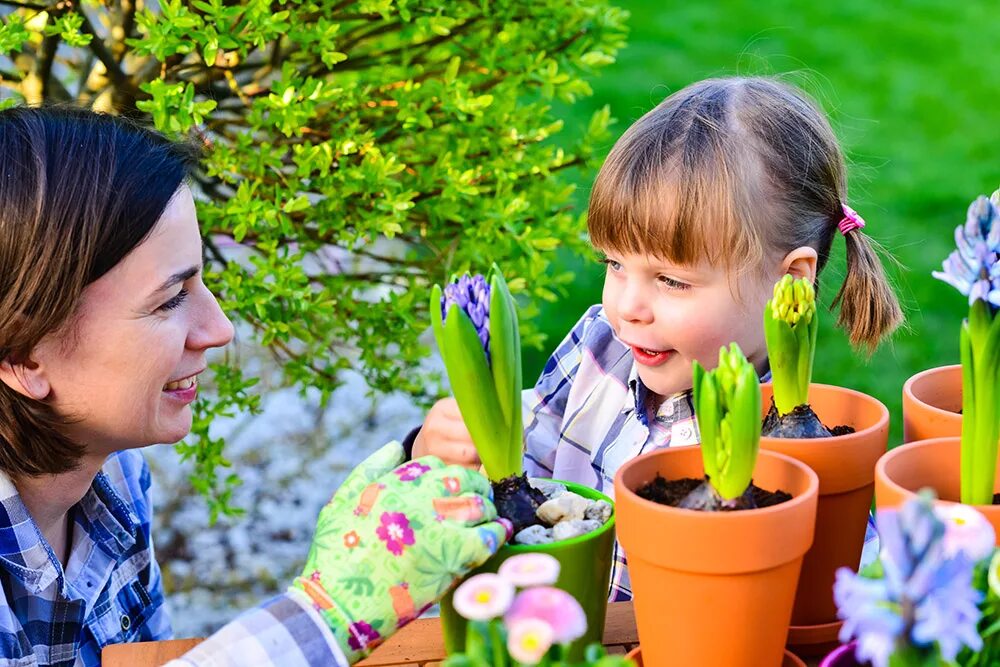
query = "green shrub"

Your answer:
(0, 0), (627, 520)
